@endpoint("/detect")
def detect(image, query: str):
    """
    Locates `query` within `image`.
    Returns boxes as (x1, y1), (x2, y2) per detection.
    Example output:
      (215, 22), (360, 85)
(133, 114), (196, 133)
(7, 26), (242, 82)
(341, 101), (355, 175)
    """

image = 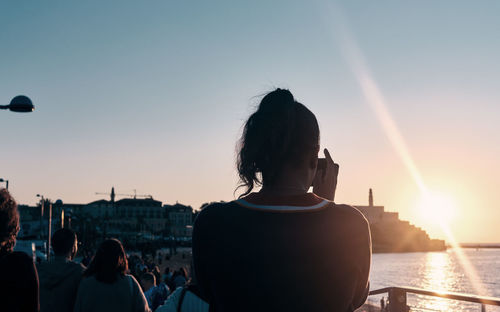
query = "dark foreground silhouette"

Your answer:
(0, 188), (40, 312)
(193, 89), (371, 312)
